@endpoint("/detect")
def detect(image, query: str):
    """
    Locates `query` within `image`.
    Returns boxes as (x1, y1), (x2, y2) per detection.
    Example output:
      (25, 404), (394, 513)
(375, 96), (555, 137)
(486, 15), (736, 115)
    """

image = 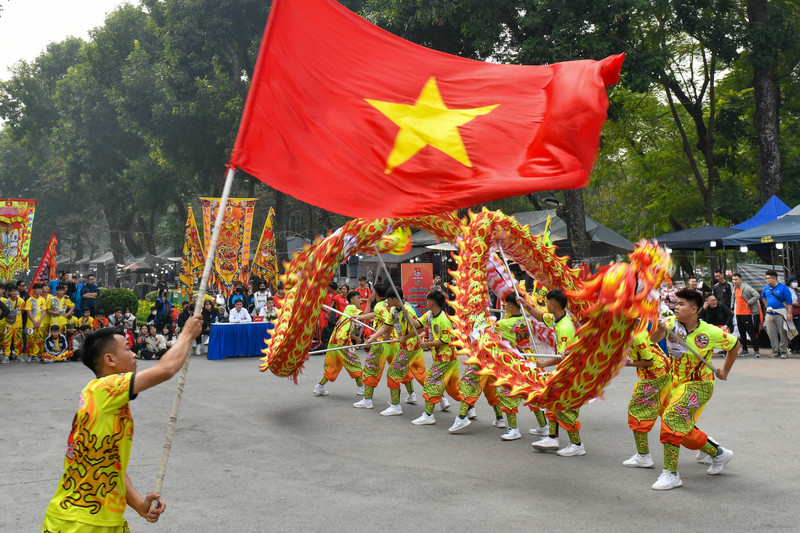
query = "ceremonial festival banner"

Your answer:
(251, 207), (279, 289)
(0, 199), (37, 281)
(179, 207), (206, 294)
(32, 230), (58, 284)
(201, 198), (256, 295)
(401, 262), (433, 313)
(229, 0), (623, 218)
